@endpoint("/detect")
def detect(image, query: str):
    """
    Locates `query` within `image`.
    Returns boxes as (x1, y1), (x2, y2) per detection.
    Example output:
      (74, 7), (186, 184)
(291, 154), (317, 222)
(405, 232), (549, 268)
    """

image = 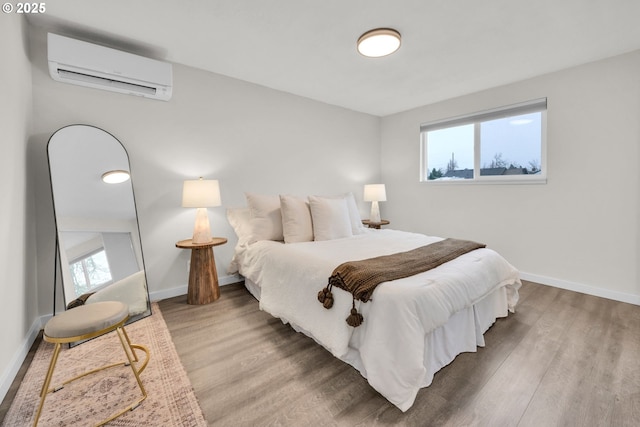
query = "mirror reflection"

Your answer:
(48, 125), (151, 324)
